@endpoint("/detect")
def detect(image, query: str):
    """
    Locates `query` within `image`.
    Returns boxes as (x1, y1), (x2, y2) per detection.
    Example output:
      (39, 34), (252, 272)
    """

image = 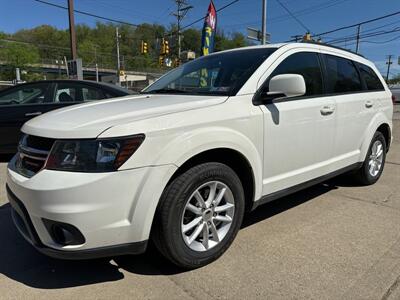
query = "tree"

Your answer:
(1, 23), (251, 73)
(0, 42), (40, 66)
(182, 28), (202, 55)
(0, 41), (41, 80)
